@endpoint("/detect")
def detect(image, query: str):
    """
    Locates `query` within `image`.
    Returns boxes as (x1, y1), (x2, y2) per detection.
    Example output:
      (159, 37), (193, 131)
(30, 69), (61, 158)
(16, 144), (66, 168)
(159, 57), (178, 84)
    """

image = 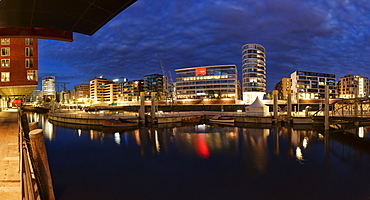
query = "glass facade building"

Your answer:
(175, 65), (238, 100)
